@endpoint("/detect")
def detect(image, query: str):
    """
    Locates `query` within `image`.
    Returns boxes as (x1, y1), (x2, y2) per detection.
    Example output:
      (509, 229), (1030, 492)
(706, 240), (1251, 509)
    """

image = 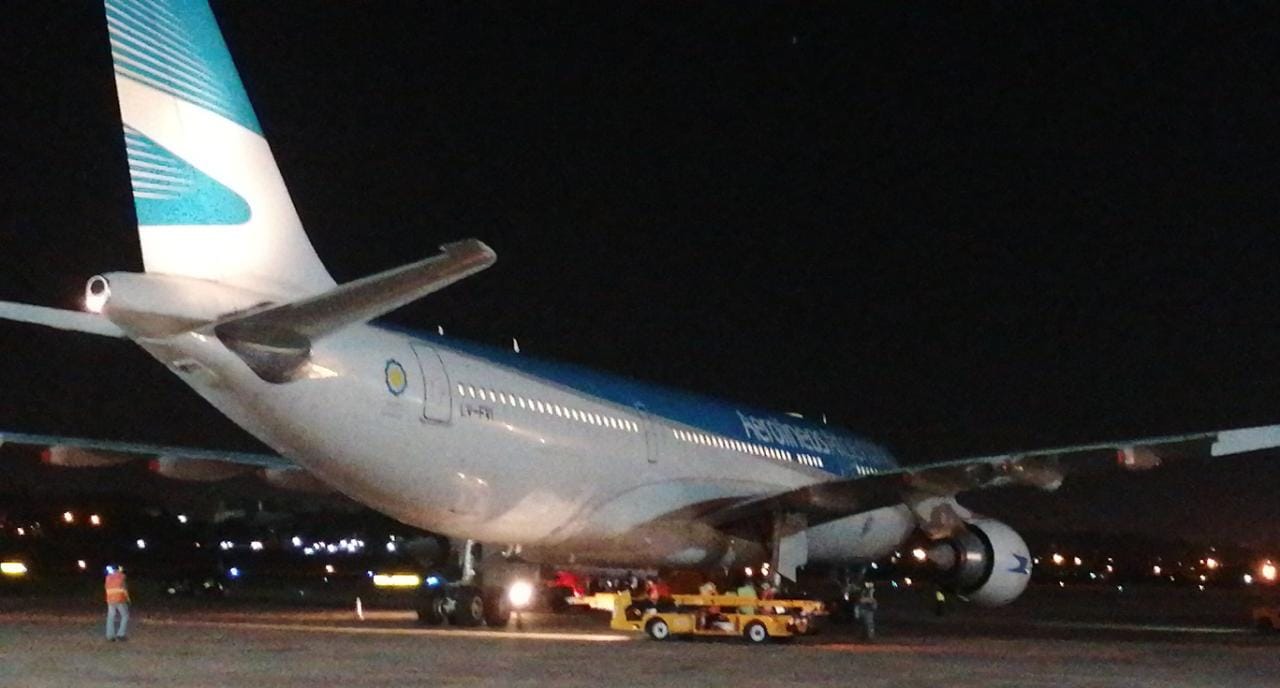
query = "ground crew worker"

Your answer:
(857, 582), (877, 641)
(105, 565), (130, 642)
(735, 579), (759, 615)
